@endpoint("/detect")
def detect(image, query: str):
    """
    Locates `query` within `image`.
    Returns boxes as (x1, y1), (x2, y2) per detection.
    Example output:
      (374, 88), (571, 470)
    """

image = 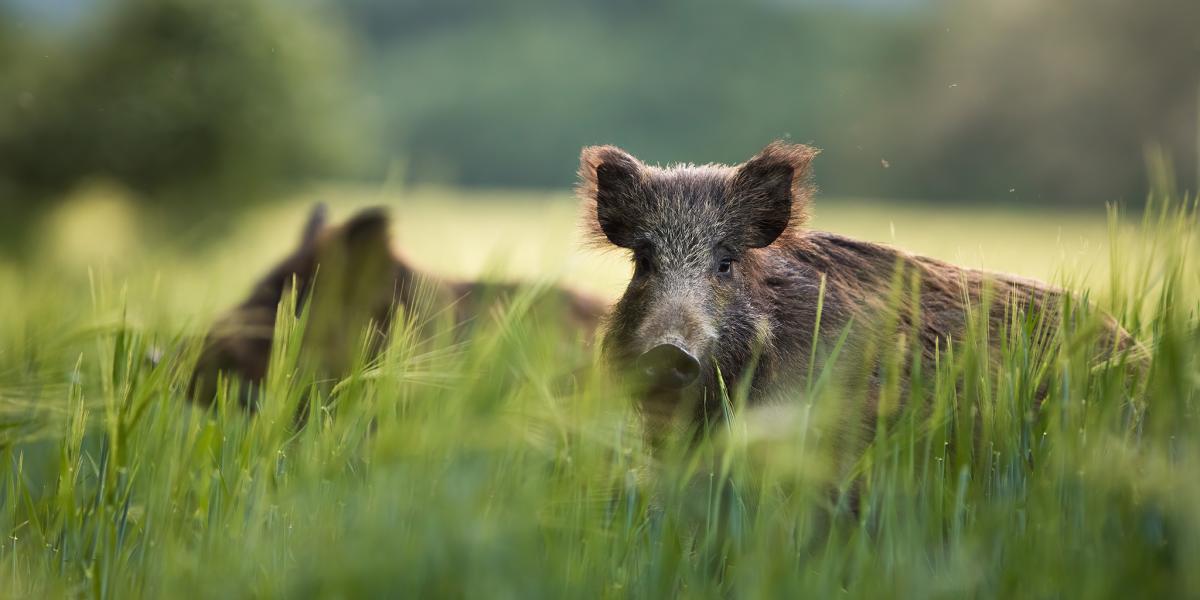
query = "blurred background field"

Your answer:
(2, 0), (1194, 319)
(23, 184), (1117, 317)
(2, 0), (1197, 244)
